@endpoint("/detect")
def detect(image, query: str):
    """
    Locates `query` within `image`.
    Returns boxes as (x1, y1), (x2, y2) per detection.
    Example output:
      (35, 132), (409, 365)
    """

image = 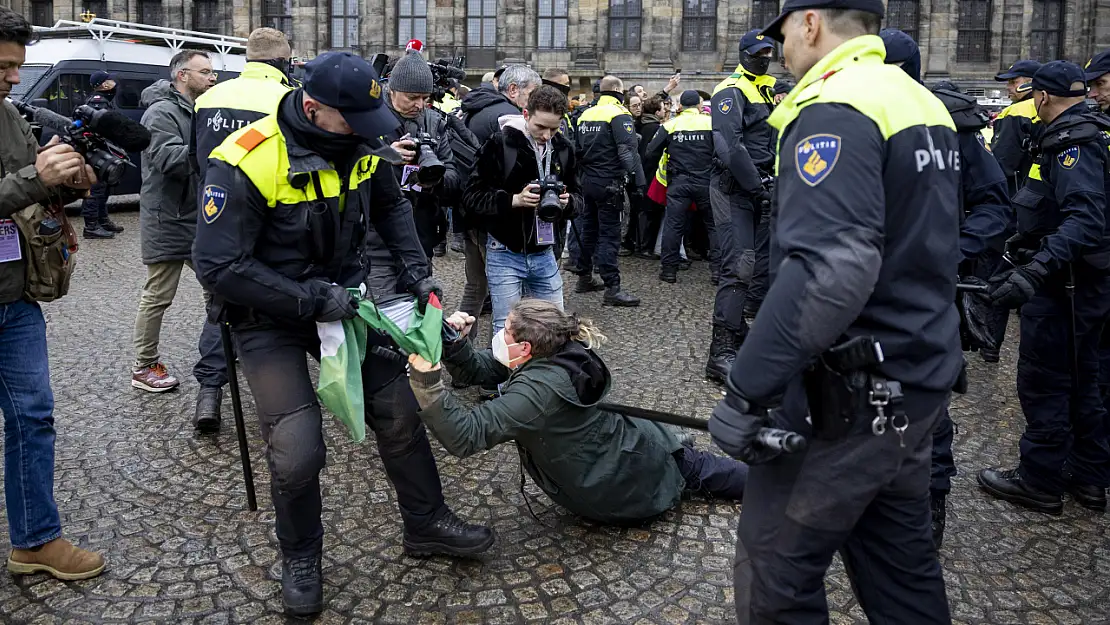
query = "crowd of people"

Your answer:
(3, 0), (1110, 621)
